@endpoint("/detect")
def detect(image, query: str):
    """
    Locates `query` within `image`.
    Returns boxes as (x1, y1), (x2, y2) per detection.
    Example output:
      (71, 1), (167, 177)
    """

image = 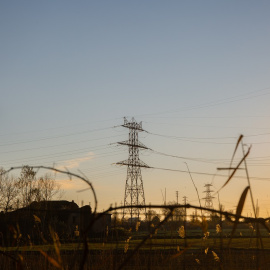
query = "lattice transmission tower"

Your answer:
(202, 183), (215, 209)
(117, 117), (150, 221)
